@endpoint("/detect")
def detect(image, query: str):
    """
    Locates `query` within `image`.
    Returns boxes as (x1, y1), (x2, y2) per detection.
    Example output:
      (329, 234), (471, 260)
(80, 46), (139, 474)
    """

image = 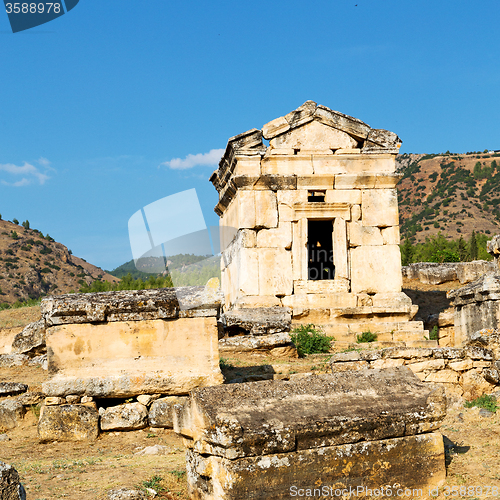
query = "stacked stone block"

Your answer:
(174, 367), (446, 500)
